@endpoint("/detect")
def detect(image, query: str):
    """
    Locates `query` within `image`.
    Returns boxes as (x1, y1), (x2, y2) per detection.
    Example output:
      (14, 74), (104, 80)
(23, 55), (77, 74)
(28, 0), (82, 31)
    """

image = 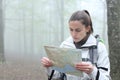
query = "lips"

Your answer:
(73, 38), (78, 40)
